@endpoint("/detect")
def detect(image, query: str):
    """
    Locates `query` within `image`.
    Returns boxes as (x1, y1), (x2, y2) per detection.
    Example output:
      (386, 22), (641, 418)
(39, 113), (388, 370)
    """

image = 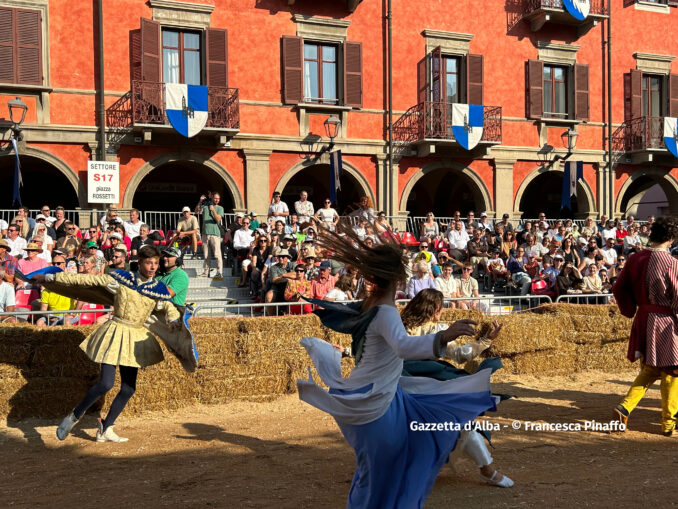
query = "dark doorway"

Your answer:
(519, 171), (590, 219)
(406, 170), (483, 218)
